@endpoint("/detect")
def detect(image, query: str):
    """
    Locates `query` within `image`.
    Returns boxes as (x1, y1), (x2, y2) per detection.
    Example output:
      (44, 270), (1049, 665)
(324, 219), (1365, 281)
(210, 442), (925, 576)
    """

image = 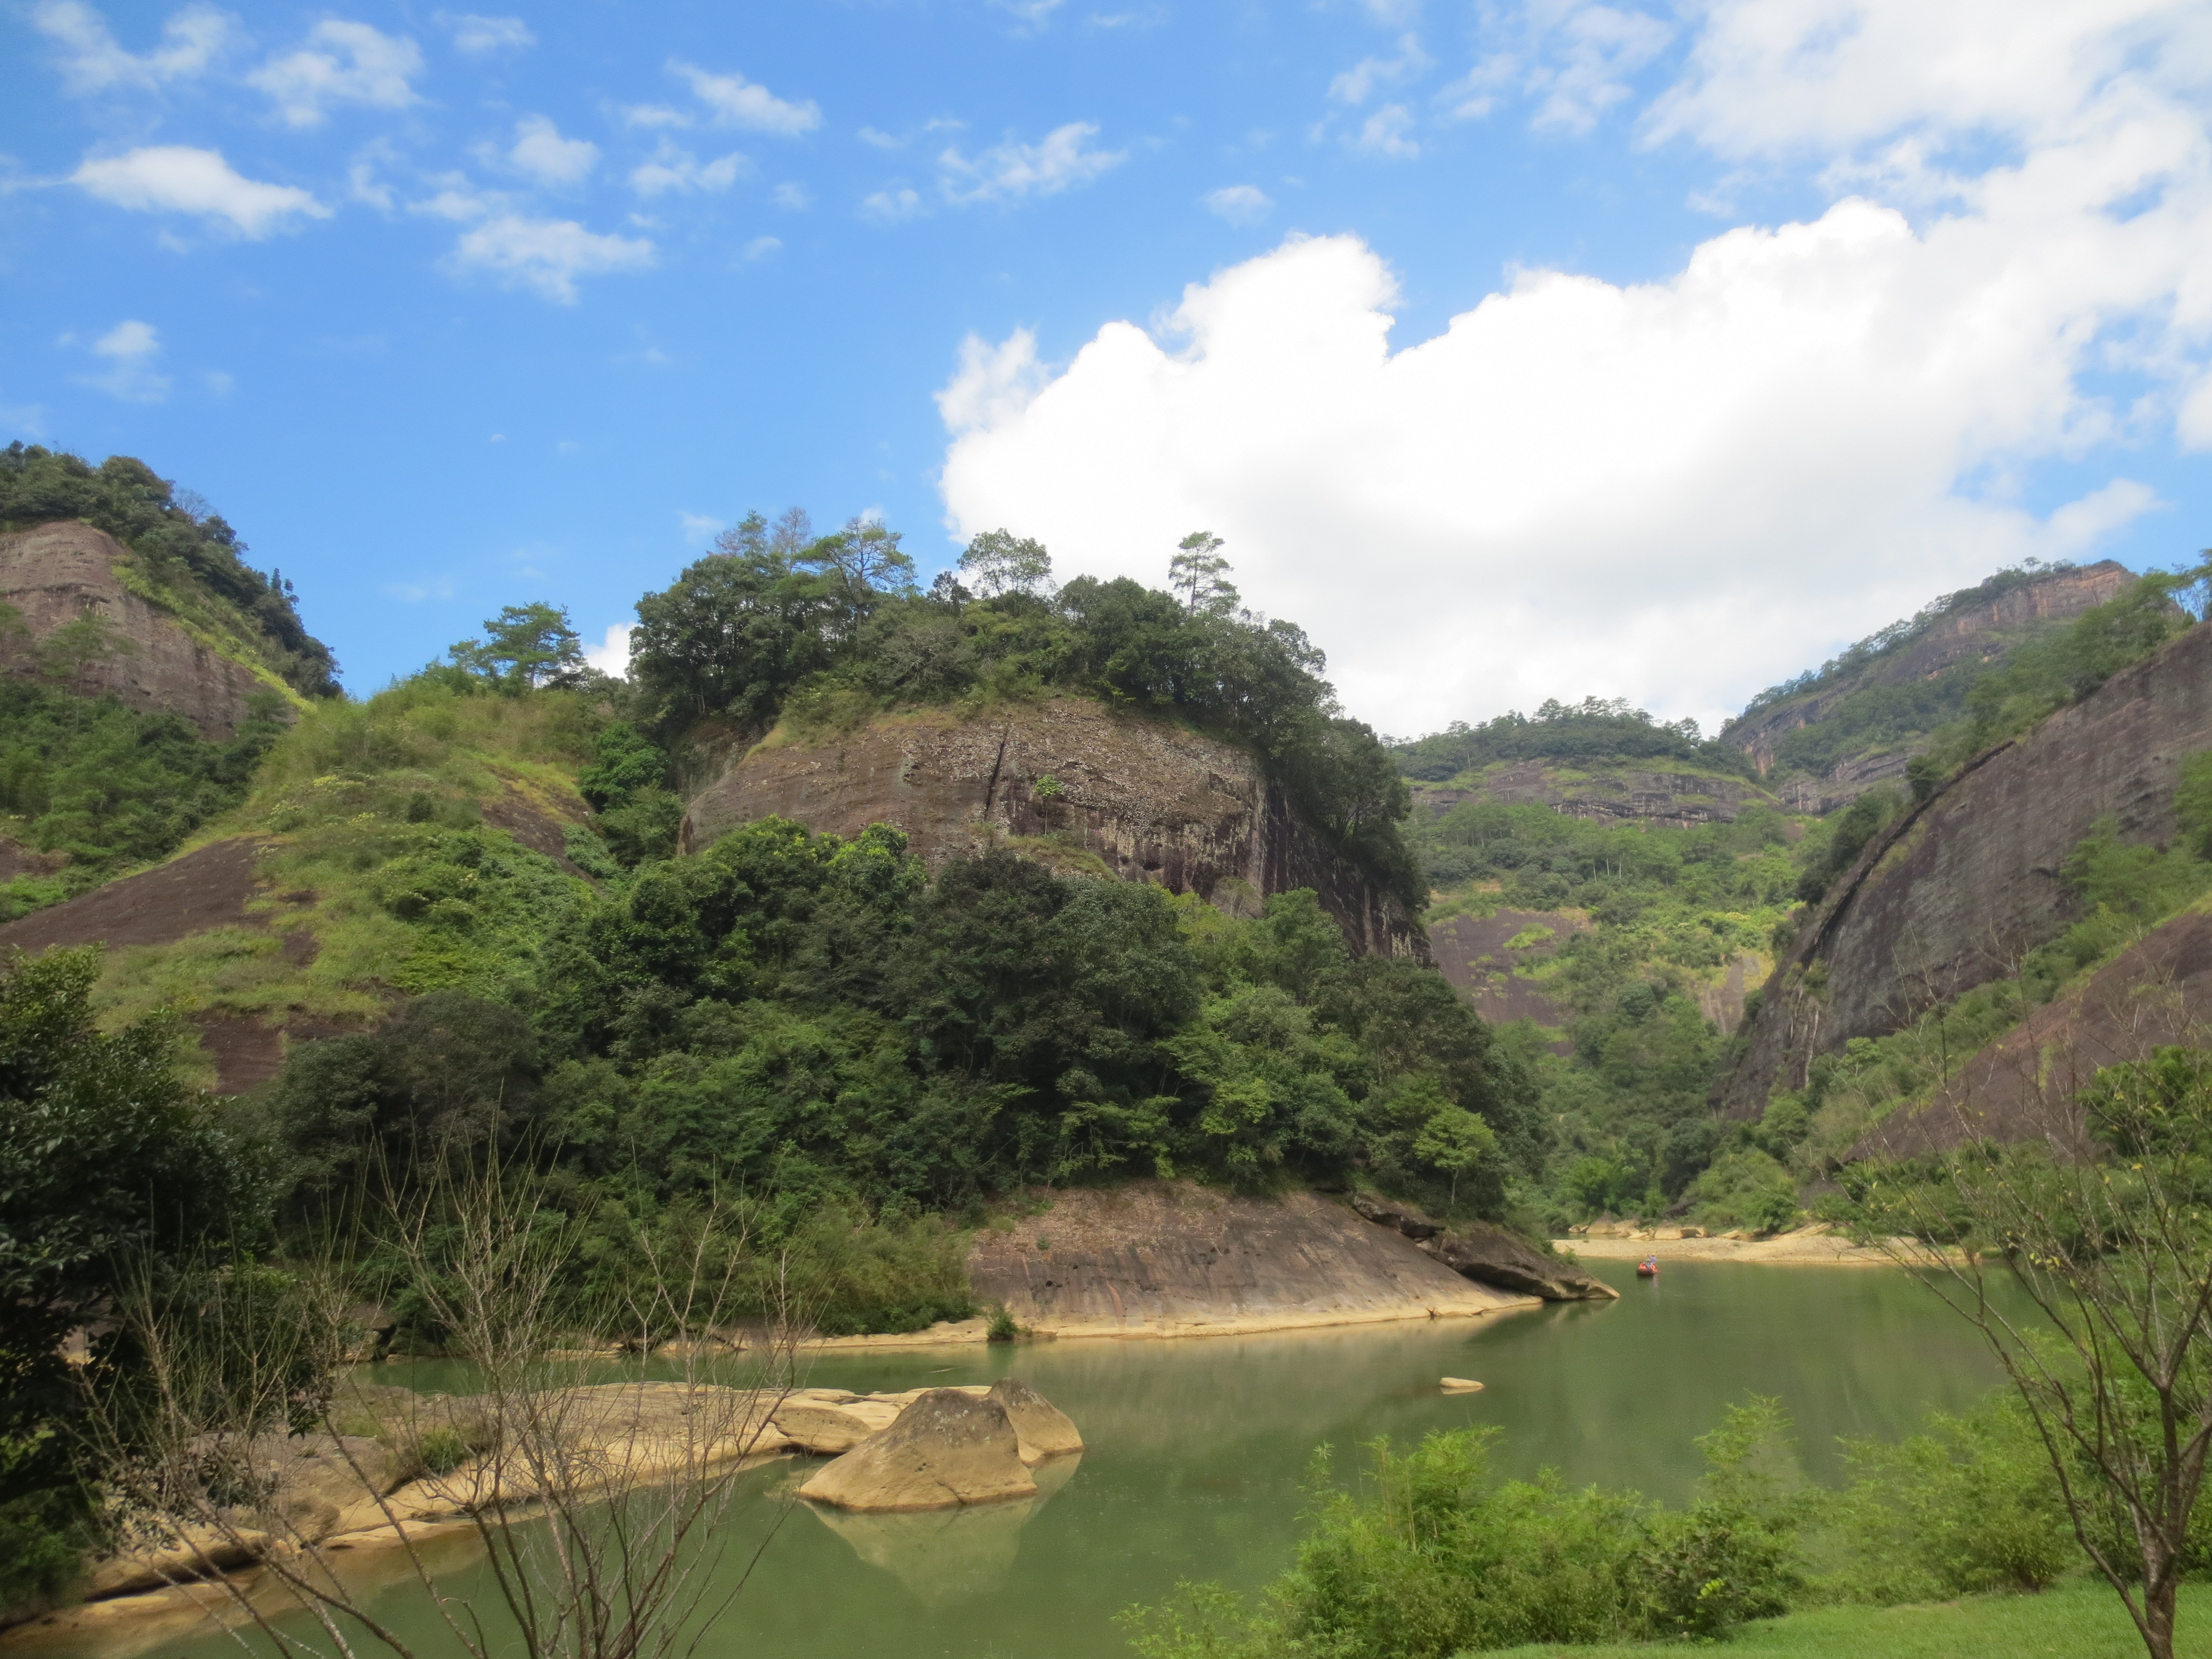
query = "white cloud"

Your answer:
(939, 122), (1125, 204)
(583, 623), (633, 676)
(1645, 0), (2201, 159)
(441, 12), (534, 55)
(1355, 106), (1420, 158)
(938, 203), (2199, 734)
(858, 127), (902, 150)
(1329, 33), (1430, 106)
(1204, 184), (1274, 225)
(771, 180), (811, 209)
(79, 319), (170, 402)
(993, 0), (1068, 23)
(445, 215), (655, 302)
(861, 185), (924, 222)
(620, 103), (691, 129)
(31, 1), (233, 94)
(669, 60), (821, 135)
(72, 146), (329, 237)
(628, 142), (747, 197)
(249, 21), (422, 128)
(509, 115), (598, 186)
(1441, 3), (1672, 133)
(678, 512), (722, 542)
(742, 234), (782, 261)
